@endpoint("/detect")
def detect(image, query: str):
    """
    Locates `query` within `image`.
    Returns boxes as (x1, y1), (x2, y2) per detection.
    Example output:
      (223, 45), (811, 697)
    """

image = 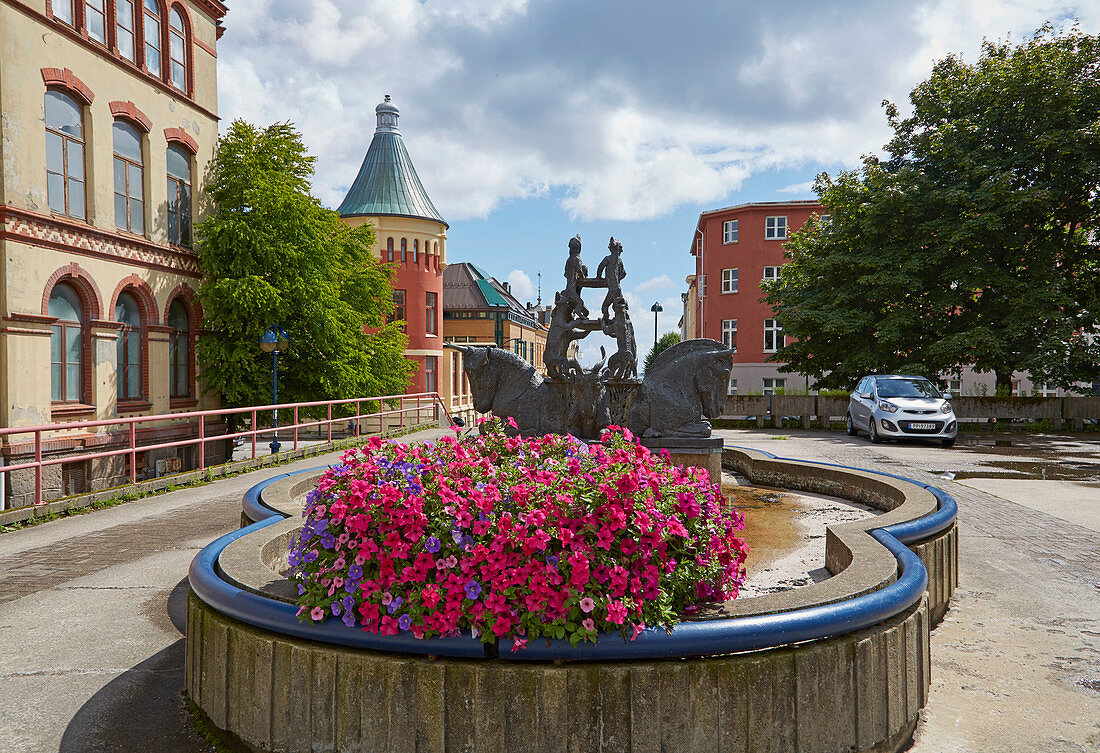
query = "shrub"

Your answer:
(290, 421), (748, 649)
